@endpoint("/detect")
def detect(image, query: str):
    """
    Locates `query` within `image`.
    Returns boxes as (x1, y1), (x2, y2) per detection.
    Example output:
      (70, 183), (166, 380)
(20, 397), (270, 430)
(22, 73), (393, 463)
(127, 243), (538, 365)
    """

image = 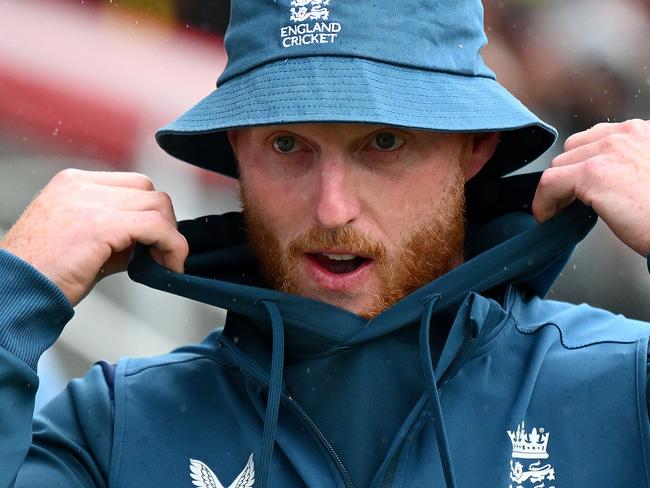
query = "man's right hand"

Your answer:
(0, 169), (189, 306)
